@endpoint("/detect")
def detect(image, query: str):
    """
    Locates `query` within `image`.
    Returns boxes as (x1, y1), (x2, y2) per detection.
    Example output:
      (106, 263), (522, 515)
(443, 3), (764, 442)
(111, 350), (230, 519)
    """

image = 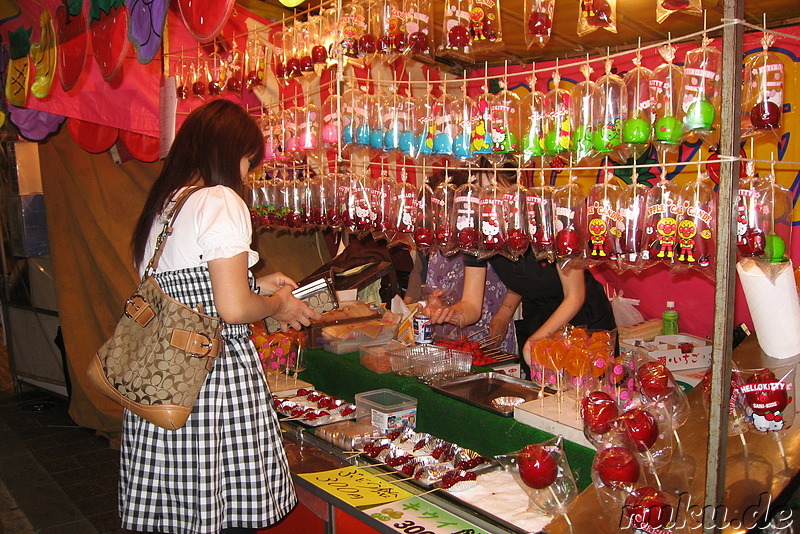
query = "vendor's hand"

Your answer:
(521, 332), (547, 368)
(488, 315), (511, 346)
(256, 272), (298, 296)
(270, 285), (321, 331)
(426, 304), (456, 325)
